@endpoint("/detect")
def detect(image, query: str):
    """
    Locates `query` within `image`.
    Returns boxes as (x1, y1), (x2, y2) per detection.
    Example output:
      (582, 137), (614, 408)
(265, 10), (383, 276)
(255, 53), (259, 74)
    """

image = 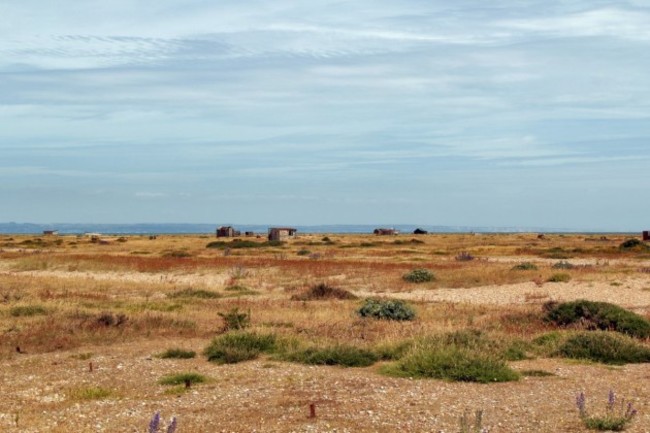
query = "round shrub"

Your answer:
(620, 239), (643, 249)
(545, 300), (650, 338)
(547, 273), (571, 283)
(358, 298), (416, 321)
(282, 345), (379, 367)
(511, 262), (538, 271)
(402, 268), (435, 283)
(203, 331), (276, 364)
(555, 331), (650, 364)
